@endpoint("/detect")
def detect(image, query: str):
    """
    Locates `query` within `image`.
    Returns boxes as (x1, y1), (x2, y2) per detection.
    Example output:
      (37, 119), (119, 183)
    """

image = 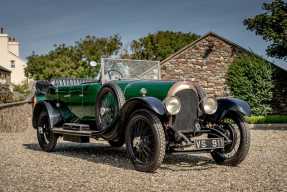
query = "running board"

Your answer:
(52, 128), (98, 137)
